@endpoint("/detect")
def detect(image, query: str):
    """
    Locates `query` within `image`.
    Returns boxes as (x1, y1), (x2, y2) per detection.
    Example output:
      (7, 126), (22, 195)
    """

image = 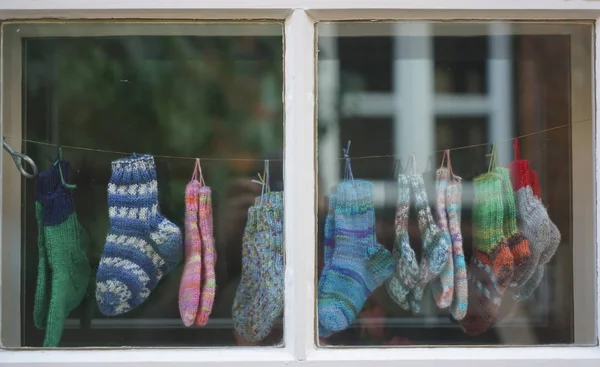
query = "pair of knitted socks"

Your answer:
(96, 155), (183, 316)
(232, 191), (284, 342)
(34, 159), (91, 347)
(386, 170), (449, 313)
(179, 159), (216, 326)
(506, 142), (560, 301)
(318, 180), (395, 337)
(460, 163), (531, 335)
(431, 152), (468, 320)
